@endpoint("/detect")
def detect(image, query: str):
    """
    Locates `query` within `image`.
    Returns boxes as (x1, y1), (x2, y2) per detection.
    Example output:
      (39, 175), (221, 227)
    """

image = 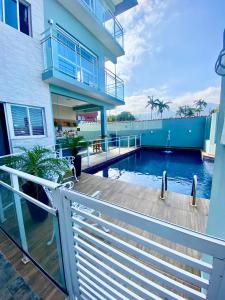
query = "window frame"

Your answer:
(7, 104), (47, 139)
(0, 0), (32, 37)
